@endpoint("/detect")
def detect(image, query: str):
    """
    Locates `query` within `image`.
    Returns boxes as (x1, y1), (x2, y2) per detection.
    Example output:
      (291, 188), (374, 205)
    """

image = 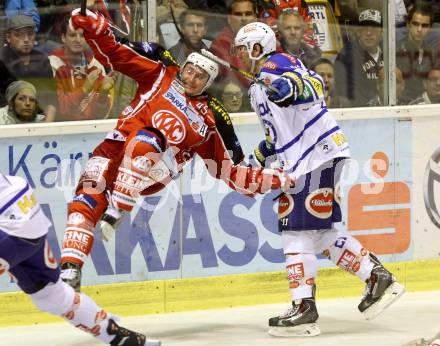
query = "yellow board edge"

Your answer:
(1, 259), (439, 327)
